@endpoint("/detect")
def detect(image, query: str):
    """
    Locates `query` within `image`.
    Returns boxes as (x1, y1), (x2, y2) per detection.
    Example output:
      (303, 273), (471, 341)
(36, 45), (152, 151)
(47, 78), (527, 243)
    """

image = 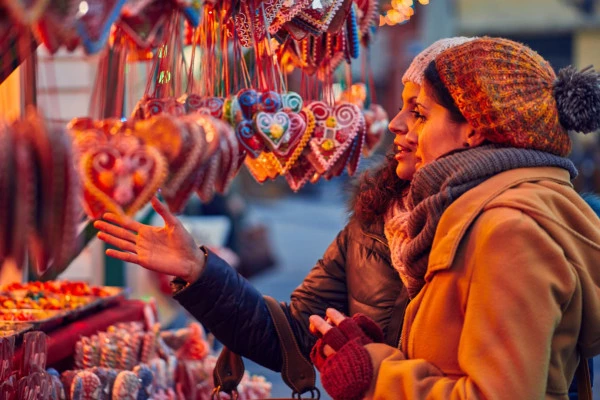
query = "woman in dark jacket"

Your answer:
(90, 37), (492, 372)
